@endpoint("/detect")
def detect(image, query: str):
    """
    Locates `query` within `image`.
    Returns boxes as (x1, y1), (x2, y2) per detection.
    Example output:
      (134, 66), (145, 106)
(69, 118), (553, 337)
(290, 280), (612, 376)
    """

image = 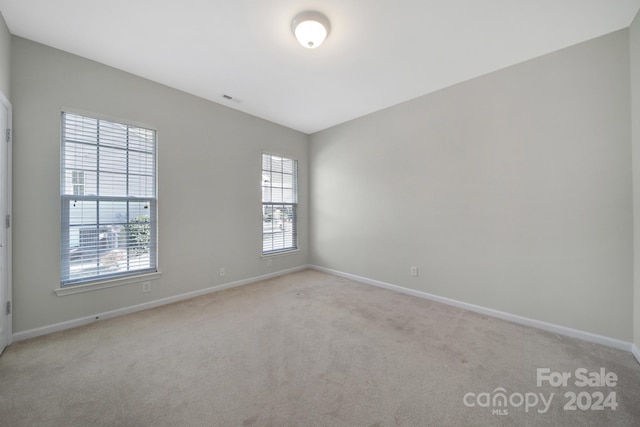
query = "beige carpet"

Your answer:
(1, 269), (639, 426)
